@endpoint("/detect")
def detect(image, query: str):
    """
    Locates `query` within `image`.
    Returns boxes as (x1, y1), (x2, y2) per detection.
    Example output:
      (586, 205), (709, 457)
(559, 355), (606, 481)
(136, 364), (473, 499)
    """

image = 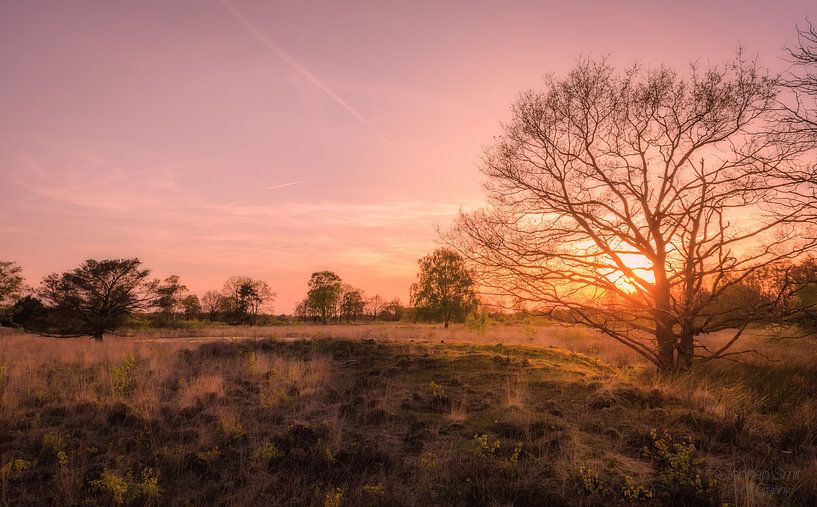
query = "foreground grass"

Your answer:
(0, 329), (815, 505)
